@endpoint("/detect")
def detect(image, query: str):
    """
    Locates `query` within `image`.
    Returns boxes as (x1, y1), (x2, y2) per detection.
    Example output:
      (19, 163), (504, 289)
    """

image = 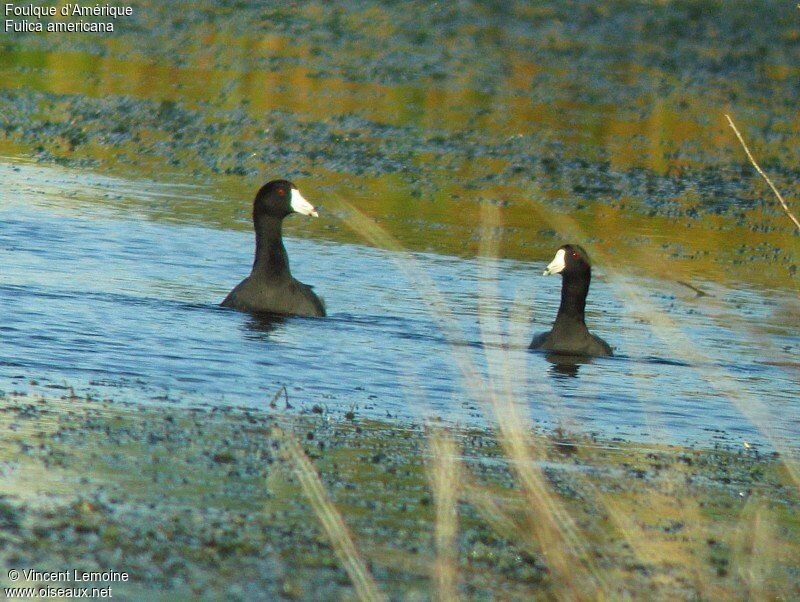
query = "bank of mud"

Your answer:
(0, 393), (797, 599)
(1, 0), (799, 288)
